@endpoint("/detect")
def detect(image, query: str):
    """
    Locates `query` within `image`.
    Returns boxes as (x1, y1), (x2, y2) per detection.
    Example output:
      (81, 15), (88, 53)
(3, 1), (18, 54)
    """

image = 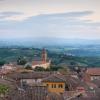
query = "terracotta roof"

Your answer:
(42, 73), (83, 90)
(47, 92), (64, 100)
(86, 68), (100, 76)
(42, 74), (66, 83)
(7, 72), (86, 91)
(6, 72), (55, 80)
(0, 78), (17, 90)
(7, 85), (64, 100)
